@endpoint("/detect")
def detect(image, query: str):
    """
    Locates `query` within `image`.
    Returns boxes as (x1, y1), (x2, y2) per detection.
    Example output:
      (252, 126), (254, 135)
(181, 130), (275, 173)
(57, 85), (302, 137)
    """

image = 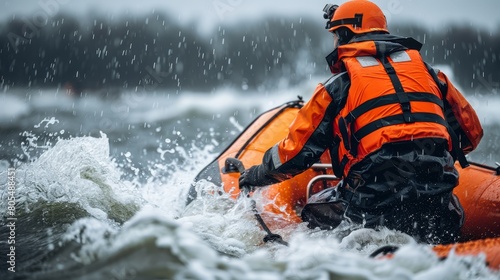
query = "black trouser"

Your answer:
(340, 139), (463, 244)
(344, 191), (464, 244)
